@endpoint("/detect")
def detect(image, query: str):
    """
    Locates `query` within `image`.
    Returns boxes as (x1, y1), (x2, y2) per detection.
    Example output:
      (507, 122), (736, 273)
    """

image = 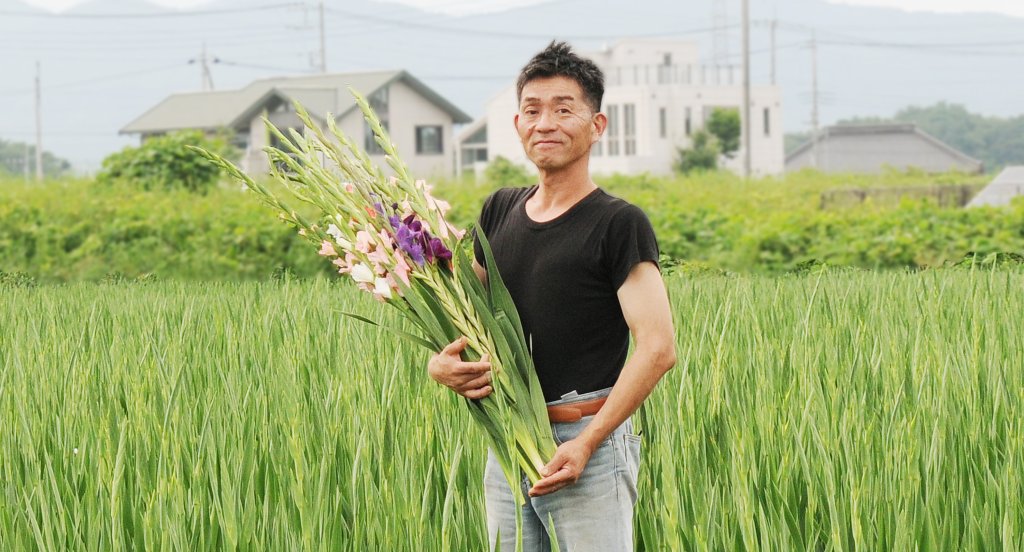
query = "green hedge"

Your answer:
(0, 179), (329, 282)
(1, 170), (1020, 281)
